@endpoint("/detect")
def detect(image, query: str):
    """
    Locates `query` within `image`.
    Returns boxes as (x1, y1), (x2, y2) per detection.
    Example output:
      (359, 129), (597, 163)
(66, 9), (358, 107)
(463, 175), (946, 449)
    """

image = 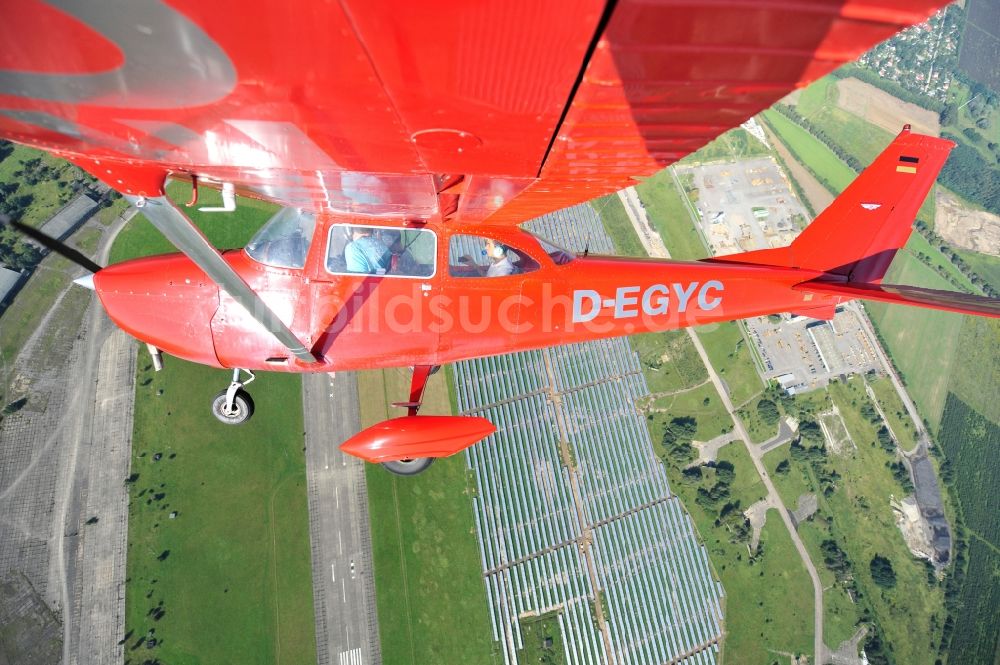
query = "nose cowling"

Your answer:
(93, 254), (224, 368)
